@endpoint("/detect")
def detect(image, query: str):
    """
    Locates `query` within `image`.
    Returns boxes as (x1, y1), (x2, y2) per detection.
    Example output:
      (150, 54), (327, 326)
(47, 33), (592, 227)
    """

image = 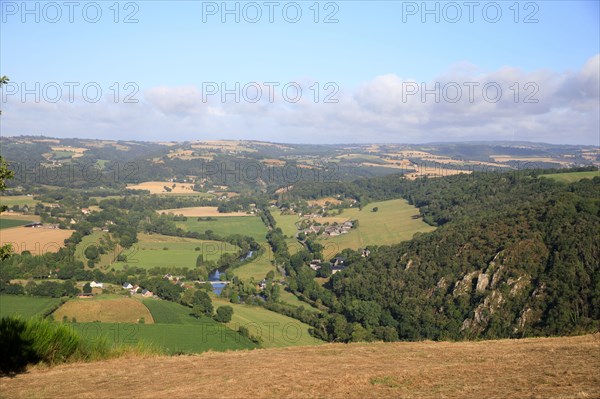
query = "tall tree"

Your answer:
(0, 75), (15, 260)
